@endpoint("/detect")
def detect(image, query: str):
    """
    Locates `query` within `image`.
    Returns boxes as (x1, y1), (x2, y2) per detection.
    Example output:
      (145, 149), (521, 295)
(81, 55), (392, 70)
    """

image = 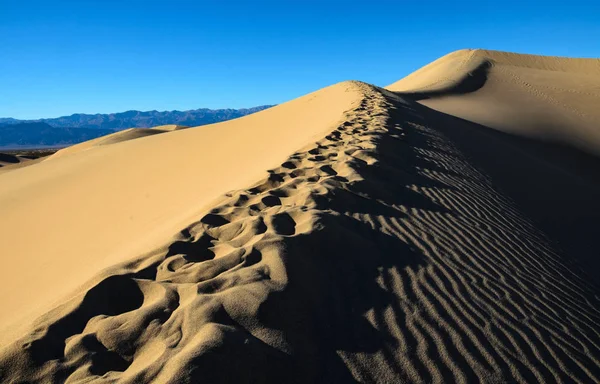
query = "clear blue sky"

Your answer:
(1, 0), (598, 119)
